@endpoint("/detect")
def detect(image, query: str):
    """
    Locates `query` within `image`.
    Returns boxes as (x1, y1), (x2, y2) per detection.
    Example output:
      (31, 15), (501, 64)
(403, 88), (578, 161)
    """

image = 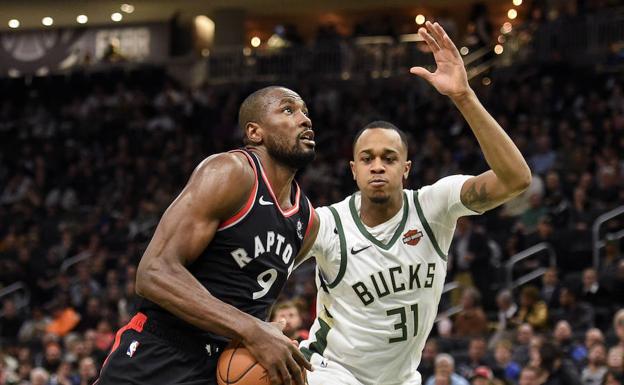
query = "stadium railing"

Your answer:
(505, 242), (557, 290)
(592, 205), (624, 270)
